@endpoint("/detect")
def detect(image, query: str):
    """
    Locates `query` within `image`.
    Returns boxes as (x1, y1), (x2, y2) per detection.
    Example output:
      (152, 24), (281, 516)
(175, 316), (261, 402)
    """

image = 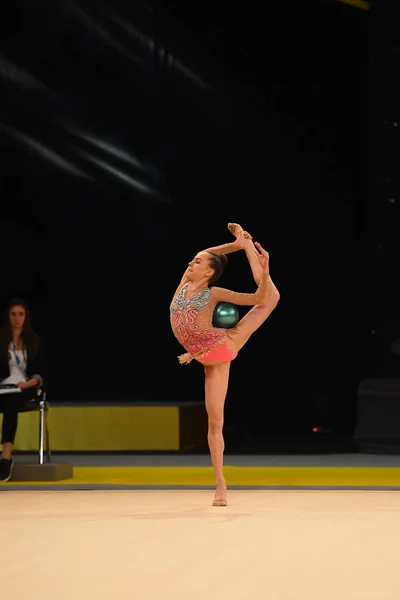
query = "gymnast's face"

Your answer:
(186, 252), (214, 283)
(9, 305), (26, 330)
